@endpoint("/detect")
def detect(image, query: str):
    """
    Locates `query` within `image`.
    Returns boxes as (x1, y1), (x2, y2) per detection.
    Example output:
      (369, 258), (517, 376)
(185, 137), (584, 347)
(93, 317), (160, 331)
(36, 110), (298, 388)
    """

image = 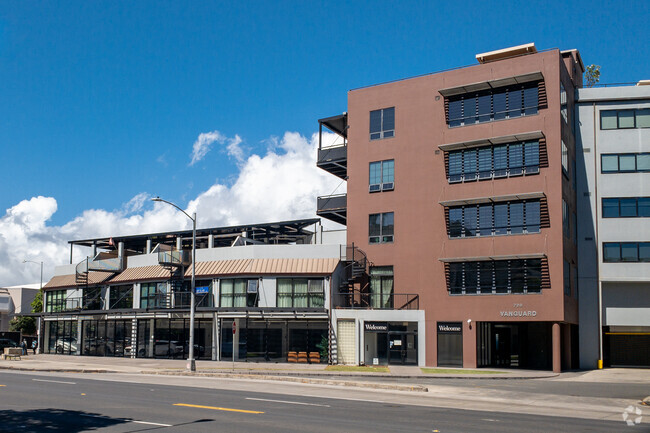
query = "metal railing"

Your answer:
(158, 250), (191, 267)
(317, 194), (347, 212)
(334, 293), (419, 310)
